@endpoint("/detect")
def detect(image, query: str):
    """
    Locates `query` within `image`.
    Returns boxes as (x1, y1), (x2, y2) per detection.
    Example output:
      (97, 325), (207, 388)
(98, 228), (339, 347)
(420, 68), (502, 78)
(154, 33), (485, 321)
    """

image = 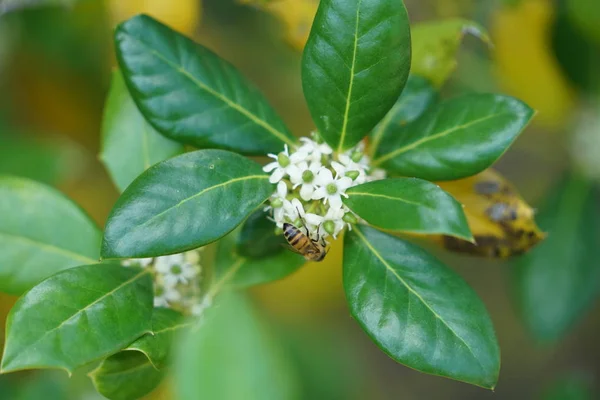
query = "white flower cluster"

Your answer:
(263, 133), (385, 241)
(122, 249), (204, 316)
